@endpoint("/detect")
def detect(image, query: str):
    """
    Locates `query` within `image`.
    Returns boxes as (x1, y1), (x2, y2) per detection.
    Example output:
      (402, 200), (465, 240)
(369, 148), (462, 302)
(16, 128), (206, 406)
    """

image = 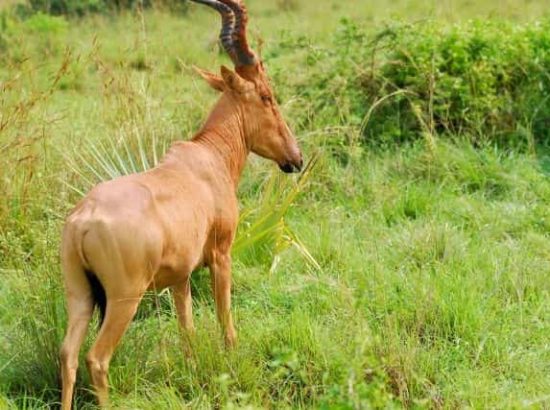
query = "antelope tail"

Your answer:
(84, 269), (107, 327)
